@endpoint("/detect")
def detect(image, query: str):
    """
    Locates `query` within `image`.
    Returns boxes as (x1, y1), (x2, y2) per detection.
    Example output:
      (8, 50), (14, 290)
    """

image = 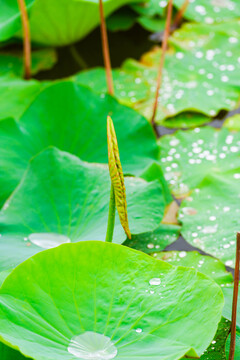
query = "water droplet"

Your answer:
(149, 278), (161, 286)
(179, 251), (187, 258)
(28, 233), (70, 249)
(135, 328), (142, 333)
(68, 332), (117, 360)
